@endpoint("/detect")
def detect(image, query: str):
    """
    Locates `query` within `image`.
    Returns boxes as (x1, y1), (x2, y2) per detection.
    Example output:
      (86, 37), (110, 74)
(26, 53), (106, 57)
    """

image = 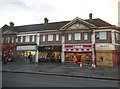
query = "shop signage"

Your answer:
(65, 44), (91, 49)
(17, 45), (36, 51)
(65, 44), (92, 52)
(96, 44), (115, 50)
(38, 46), (62, 51)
